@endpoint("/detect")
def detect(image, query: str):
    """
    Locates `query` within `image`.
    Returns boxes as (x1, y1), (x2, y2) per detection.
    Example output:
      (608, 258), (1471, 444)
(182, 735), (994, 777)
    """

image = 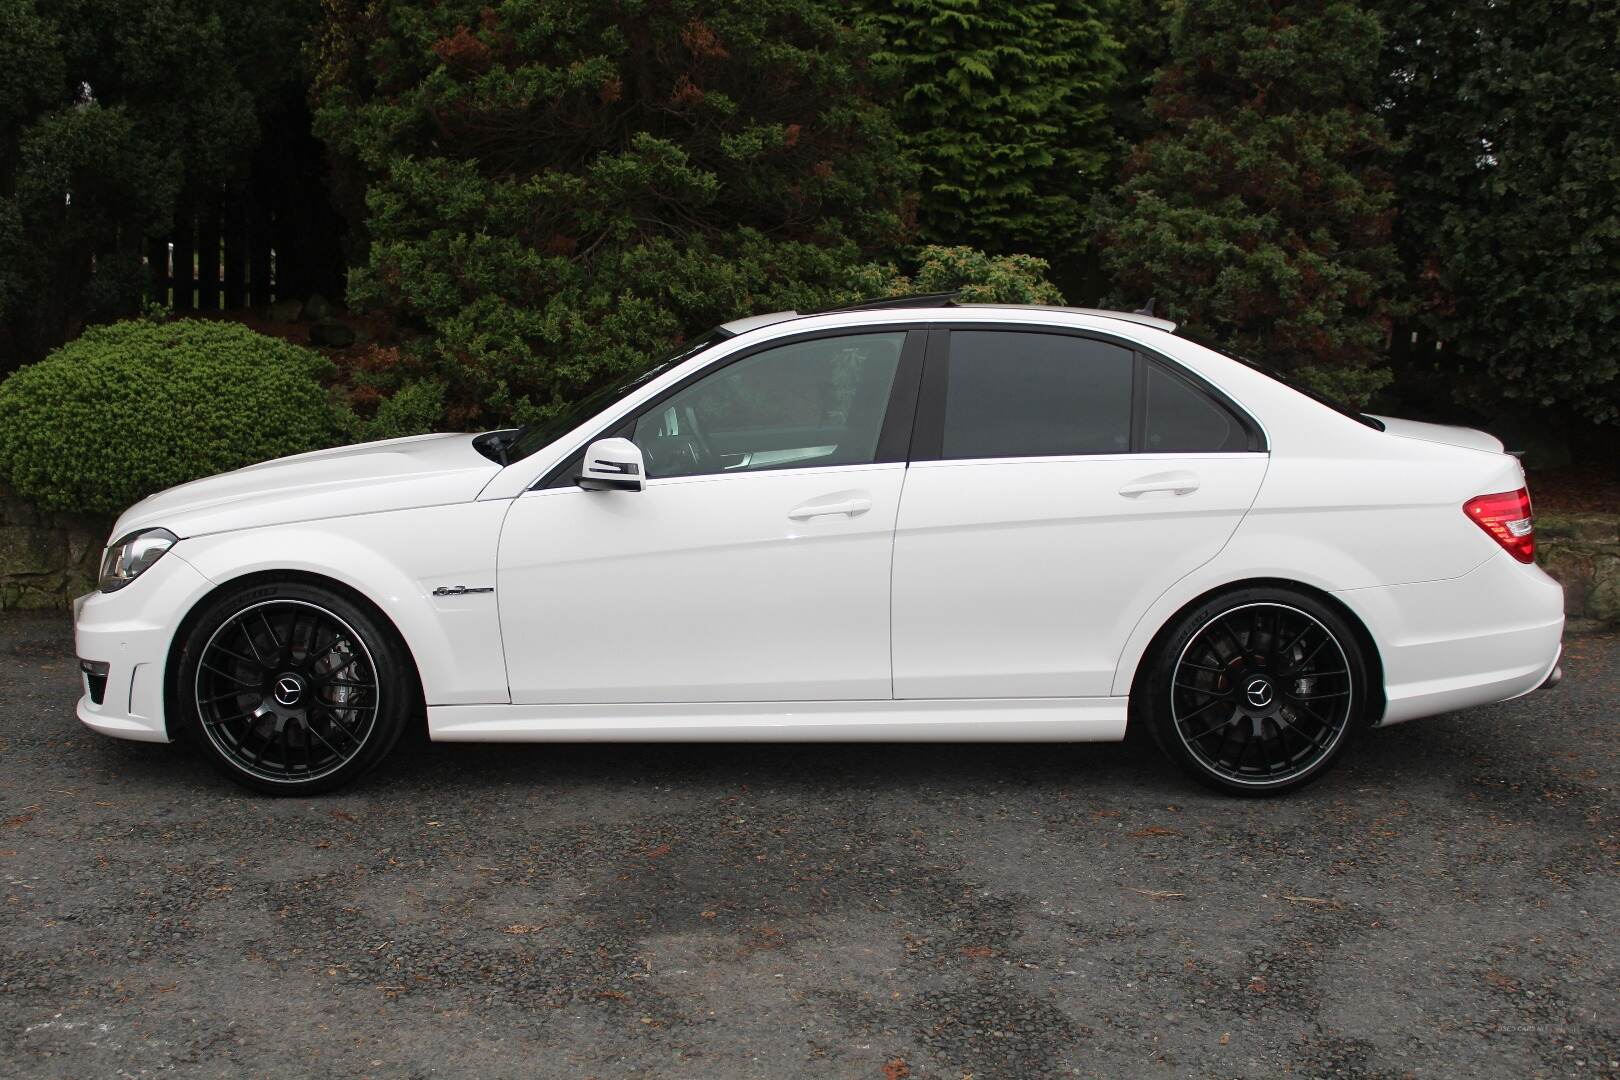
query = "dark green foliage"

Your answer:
(851, 245), (1066, 304)
(360, 379), (448, 442)
(0, 319), (350, 514)
(314, 0), (915, 428)
(1108, 0), (1179, 147)
(0, 0), (318, 368)
(358, 243), (1065, 435)
(1094, 0), (1399, 404)
(1376, 0), (1620, 427)
(862, 0), (1122, 261)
